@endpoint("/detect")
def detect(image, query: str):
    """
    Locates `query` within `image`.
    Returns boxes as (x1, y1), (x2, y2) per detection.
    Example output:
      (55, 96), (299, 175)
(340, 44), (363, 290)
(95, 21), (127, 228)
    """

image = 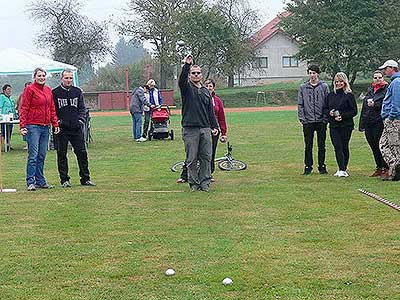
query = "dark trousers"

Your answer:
(1, 124), (13, 147)
(330, 126), (353, 171)
(182, 127), (212, 189)
(180, 132), (219, 180)
(365, 122), (388, 169)
(303, 122), (326, 167)
(211, 132), (220, 174)
(142, 111), (151, 138)
(56, 128), (90, 184)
